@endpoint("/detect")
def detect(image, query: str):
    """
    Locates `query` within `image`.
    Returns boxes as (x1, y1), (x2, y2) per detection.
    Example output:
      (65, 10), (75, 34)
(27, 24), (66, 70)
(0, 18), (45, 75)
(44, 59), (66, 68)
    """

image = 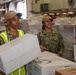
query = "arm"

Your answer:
(37, 32), (47, 52)
(57, 33), (65, 56)
(0, 37), (5, 45)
